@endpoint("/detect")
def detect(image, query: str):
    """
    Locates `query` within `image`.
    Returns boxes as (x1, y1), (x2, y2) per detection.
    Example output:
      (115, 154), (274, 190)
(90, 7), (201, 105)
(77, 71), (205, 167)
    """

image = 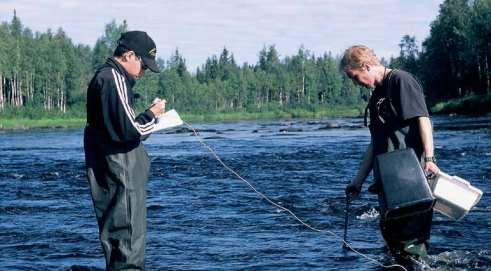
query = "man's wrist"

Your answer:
(424, 156), (436, 163)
